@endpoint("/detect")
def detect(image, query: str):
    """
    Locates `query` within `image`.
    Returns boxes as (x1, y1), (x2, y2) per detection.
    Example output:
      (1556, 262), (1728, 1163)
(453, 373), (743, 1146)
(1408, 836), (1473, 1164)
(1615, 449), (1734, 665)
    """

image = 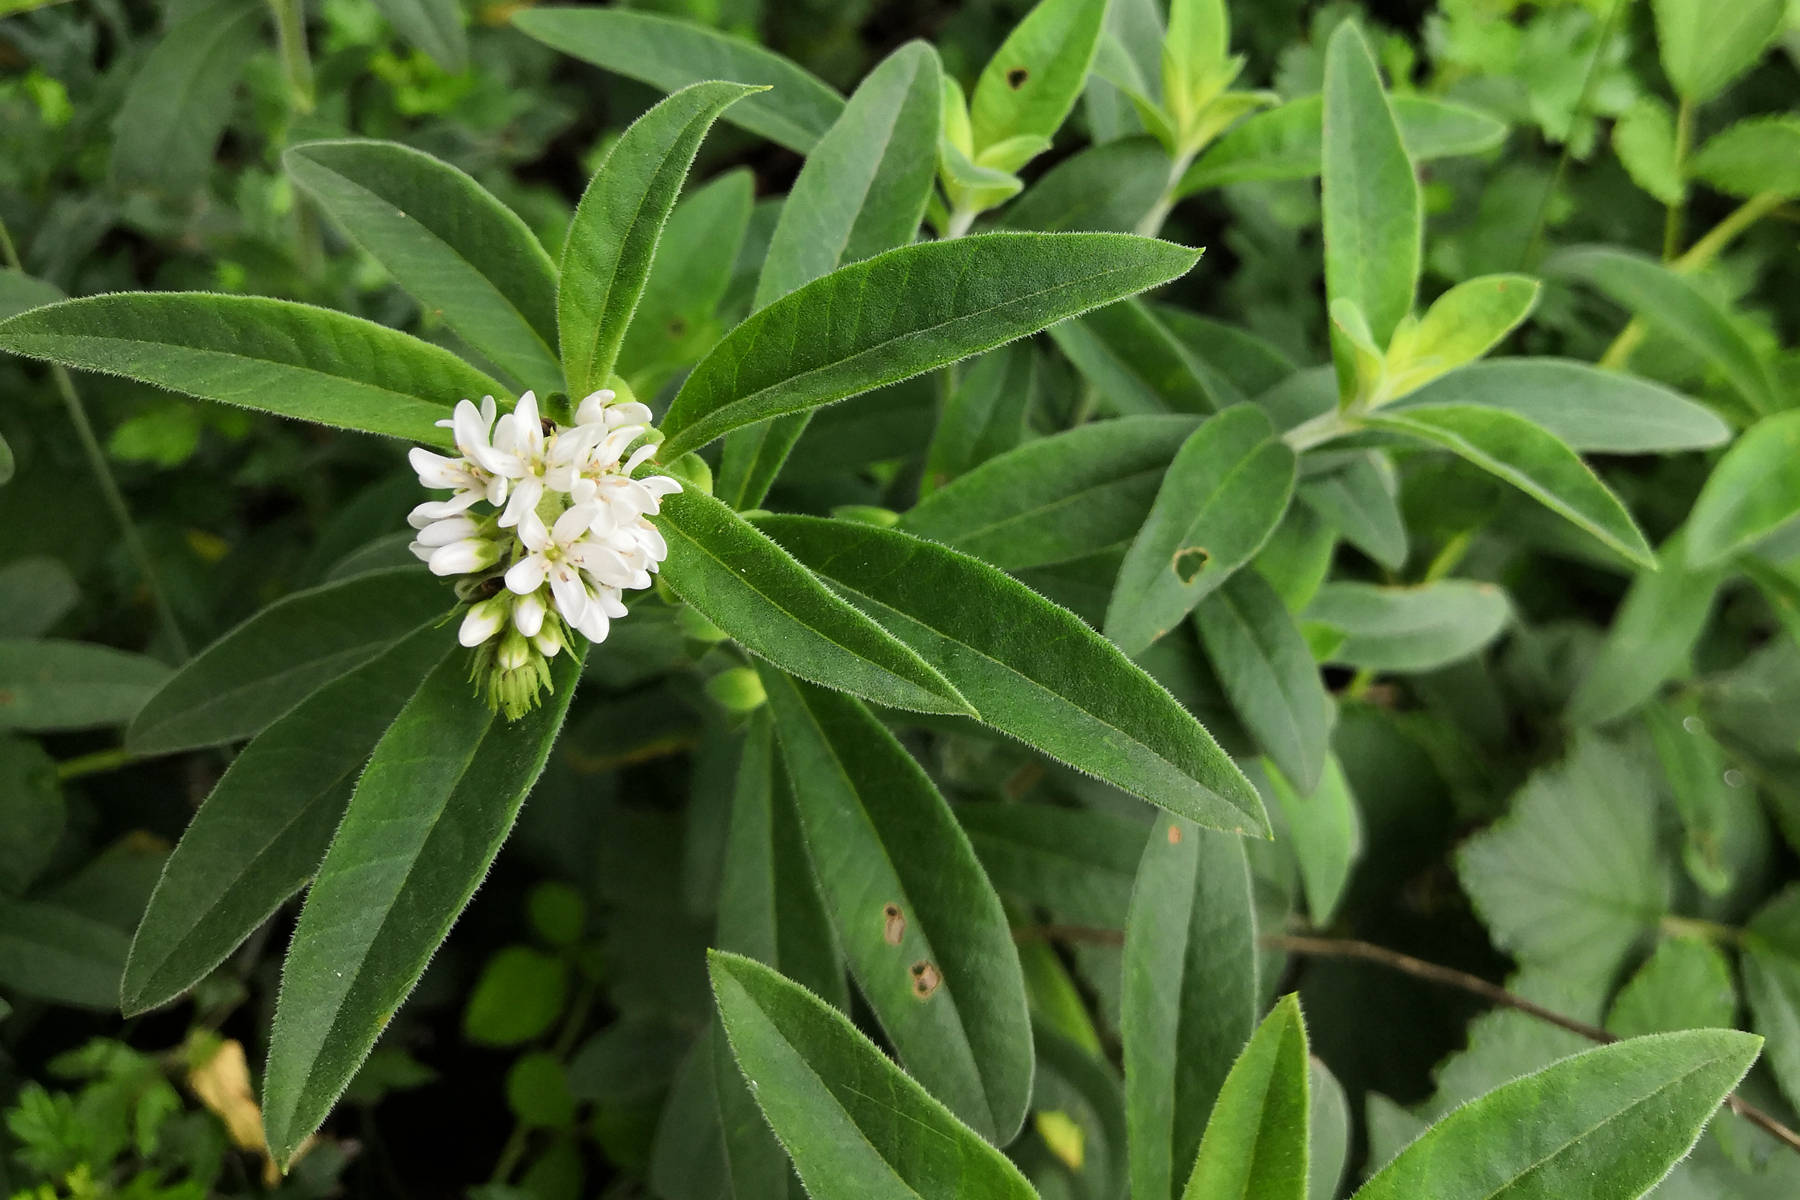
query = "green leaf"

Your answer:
(0, 736), (61, 894)
(128, 567), (449, 755)
(1390, 359), (1729, 453)
(1031, 1028), (1129, 1199)
(1686, 410), (1800, 569)
(709, 951), (1038, 1199)
(511, 7), (843, 154)
(1308, 1059), (1350, 1200)
(121, 623), (455, 1015)
(762, 516), (1266, 832)
(1612, 99), (1686, 205)
(955, 801), (1143, 928)
(1651, 0), (1785, 104)
(0, 293), (504, 444)
(1691, 116), (1800, 199)
(1456, 736), (1668, 988)
(286, 140), (559, 391)
(464, 947), (568, 1047)
(719, 41), (943, 510)
(1106, 405), (1296, 657)
(1379, 275), (1539, 401)
(1179, 94), (1505, 195)
(1549, 246), (1779, 417)
(1164, 0), (1229, 117)
(1180, 994), (1309, 1200)
(0, 639), (170, 732)
(1266, 755), (1361, 926)
(1048, 298), (1225, 415)
(1322, 22), (1421, 392)
(371, 0), (467, 72)
(109, 0), (260, 195)
(1302, 581), (1509, 673)
(1124, 815), (1259, 1200)
(1297, 453), (1407, 570)
(559, 81), (761, 399)
(1154, 306), (1299, 399)
(0, 897), (130, 1009)
(902, 414), (1198, 570)
(1744, 889), (1800, 1113)
(1363, 404), (1654, 569)
(658, 232), (1202, 459)
(1607, 937), (1737, 1038)
(999, 136), (1170, 233)
(923, 342), (1036, 494)
(1195, 569), (1331, 795)
(1354, 1030), (1761, 1200)
(968, 0), (1107, 157)
(261, 648), (583, 1166)
(756, 671), (1033, 1144)
(657, 489), (971, 717)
